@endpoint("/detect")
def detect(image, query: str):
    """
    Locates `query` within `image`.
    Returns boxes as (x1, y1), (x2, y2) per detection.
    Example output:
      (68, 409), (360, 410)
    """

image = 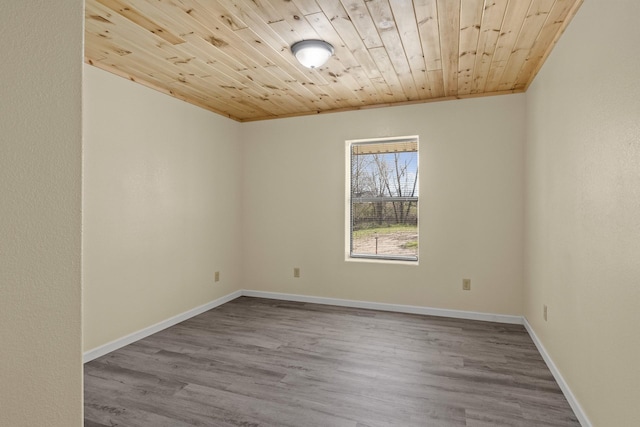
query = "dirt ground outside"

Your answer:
(351, 230), (418, 257)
